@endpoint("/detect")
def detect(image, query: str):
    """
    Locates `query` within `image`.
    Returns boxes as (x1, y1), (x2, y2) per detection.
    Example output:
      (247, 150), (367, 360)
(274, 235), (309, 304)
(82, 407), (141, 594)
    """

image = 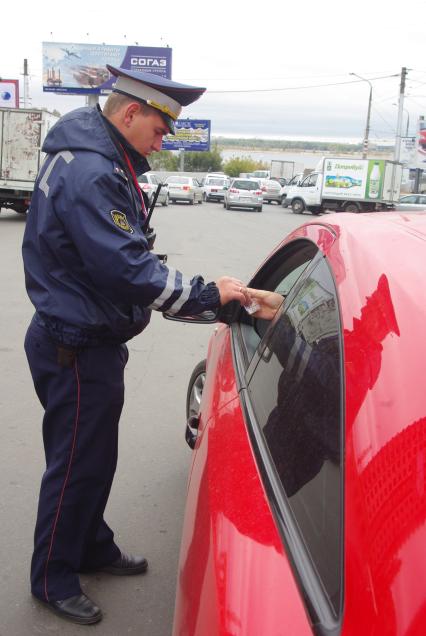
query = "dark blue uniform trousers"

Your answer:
(24, 317), (127, 601)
